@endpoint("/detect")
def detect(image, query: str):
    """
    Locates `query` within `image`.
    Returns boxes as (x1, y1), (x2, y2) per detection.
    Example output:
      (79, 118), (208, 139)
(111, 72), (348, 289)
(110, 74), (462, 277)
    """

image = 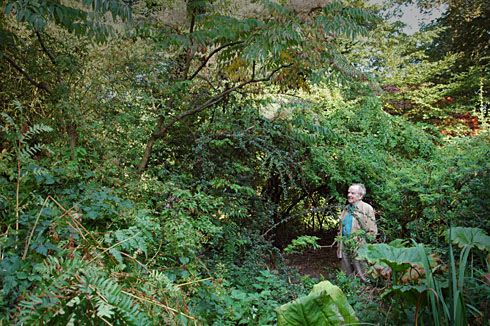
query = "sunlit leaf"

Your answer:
(277, 281), (357, 326)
